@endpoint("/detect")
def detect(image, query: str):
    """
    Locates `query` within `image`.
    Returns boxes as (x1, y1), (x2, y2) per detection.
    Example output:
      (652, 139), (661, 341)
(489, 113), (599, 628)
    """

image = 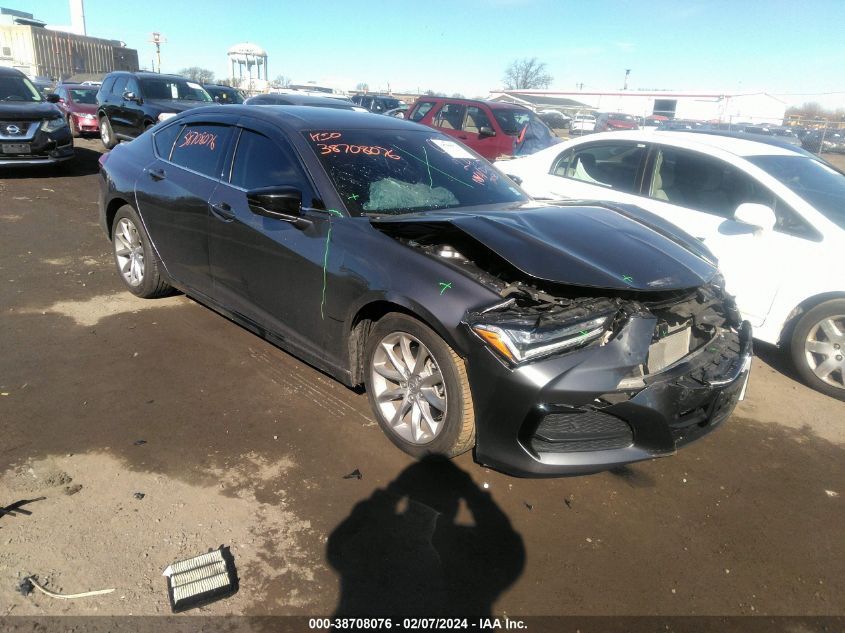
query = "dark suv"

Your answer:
(203, 84), (245, 104)
(0, 66), (74, 167)
(351, 93), (405, 114)
(96, 71), (214, 149)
